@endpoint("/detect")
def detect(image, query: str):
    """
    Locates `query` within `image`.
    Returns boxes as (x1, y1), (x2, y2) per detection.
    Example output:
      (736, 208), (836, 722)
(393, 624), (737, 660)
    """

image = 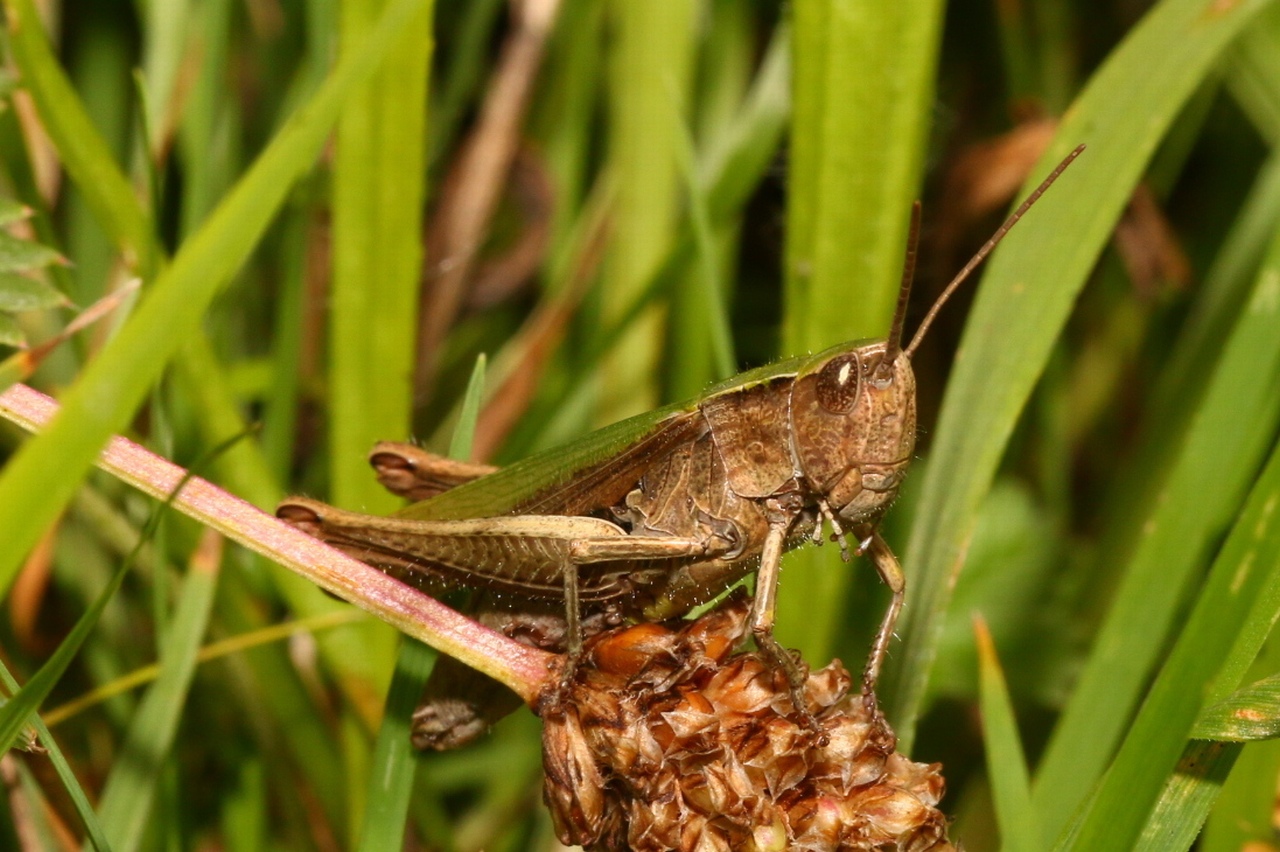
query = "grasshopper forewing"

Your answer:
(279, 145), (1083, 746)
